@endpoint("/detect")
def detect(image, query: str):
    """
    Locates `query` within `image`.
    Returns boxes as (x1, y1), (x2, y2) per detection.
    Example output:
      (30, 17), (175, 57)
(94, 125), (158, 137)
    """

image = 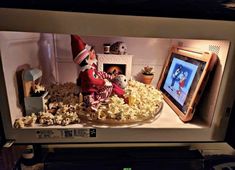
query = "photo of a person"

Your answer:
(163, 57), (198, 106)
(169, 65), (182, 91)
(177, 71), (188, 96)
